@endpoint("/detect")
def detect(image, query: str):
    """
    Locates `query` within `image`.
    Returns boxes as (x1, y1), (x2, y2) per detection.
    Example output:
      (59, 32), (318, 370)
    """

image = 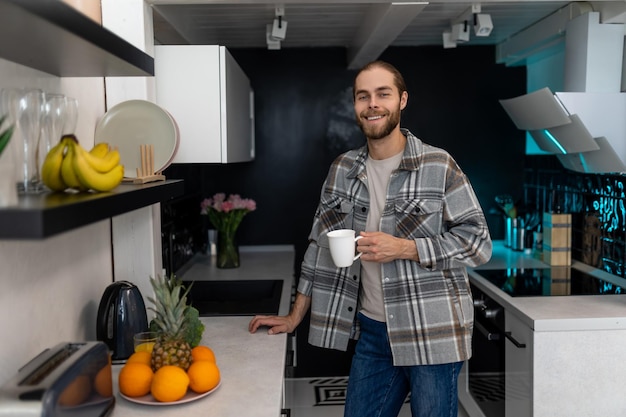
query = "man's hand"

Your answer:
(249, 292), (311, 335)
(356, 231), (419, 263)
(248, 315), (298, 335)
